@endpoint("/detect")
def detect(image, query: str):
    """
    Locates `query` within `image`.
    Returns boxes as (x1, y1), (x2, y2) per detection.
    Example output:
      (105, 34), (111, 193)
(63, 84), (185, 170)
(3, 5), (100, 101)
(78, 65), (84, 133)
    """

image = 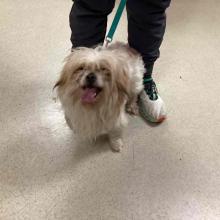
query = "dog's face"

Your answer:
(55, 47), (130, 107)
(76, 59), (111, 104)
